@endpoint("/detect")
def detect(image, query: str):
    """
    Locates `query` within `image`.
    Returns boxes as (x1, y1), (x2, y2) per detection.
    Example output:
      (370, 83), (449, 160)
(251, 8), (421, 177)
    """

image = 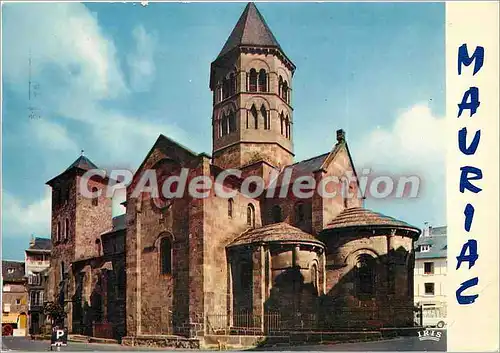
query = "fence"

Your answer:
(206, 306), (415, 336)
